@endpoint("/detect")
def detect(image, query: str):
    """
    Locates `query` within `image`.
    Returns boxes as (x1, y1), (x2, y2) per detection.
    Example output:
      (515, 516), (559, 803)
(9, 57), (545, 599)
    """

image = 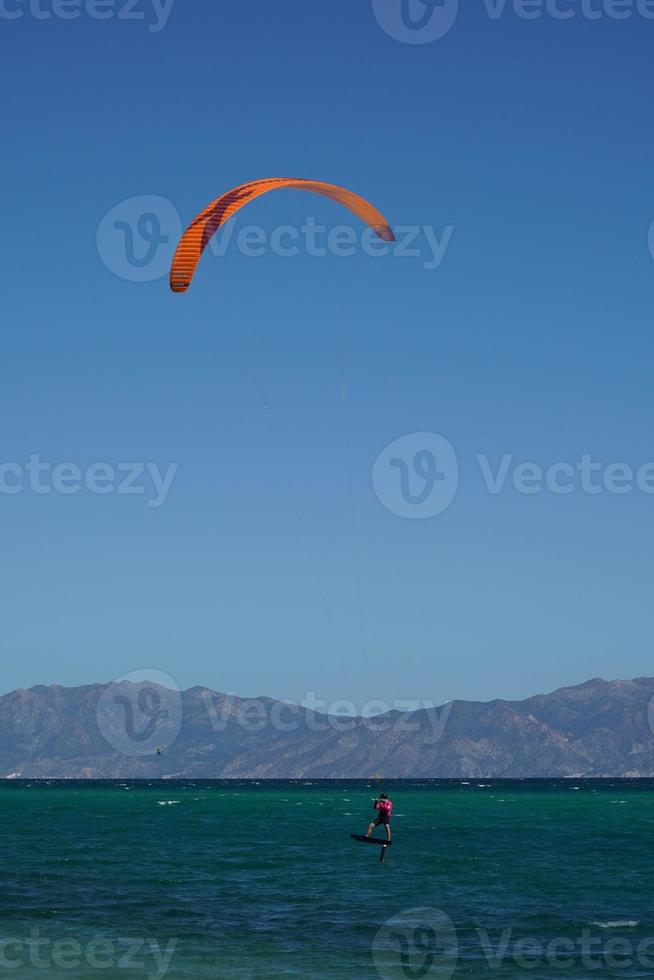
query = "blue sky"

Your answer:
(1, 0), (653, 707)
